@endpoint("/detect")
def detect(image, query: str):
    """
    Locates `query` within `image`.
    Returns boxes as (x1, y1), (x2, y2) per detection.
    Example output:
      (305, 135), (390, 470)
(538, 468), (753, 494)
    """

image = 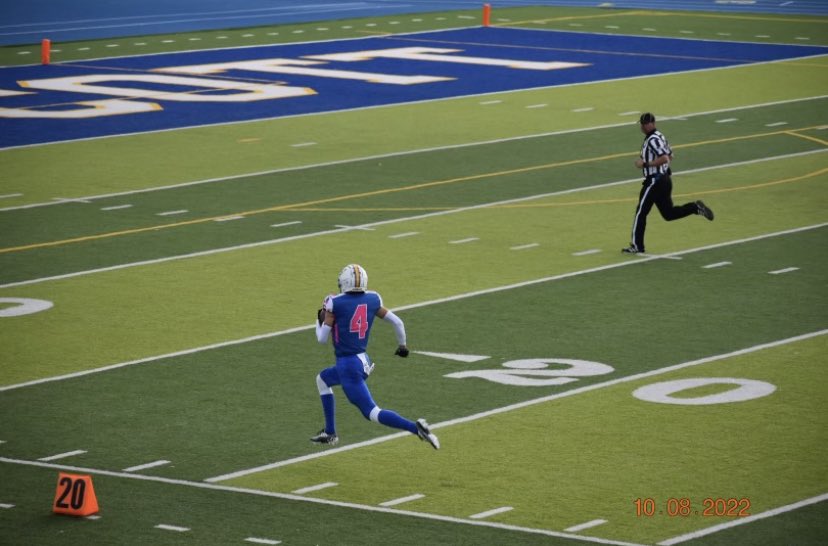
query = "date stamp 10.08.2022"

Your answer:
(634, 497), (751, 518)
